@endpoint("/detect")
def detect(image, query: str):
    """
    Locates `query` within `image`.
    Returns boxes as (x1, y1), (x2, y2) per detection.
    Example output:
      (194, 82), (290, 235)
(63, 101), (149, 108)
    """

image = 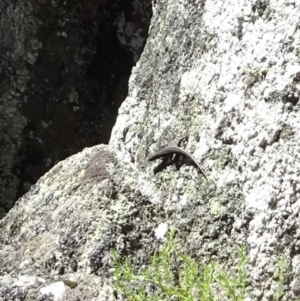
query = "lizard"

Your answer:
(148, 138), (207, 180)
